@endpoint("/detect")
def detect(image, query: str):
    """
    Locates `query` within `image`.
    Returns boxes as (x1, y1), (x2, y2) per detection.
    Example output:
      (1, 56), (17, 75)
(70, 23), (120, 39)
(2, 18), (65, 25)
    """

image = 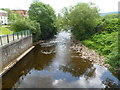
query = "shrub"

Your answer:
(11, 18), (41, 42)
